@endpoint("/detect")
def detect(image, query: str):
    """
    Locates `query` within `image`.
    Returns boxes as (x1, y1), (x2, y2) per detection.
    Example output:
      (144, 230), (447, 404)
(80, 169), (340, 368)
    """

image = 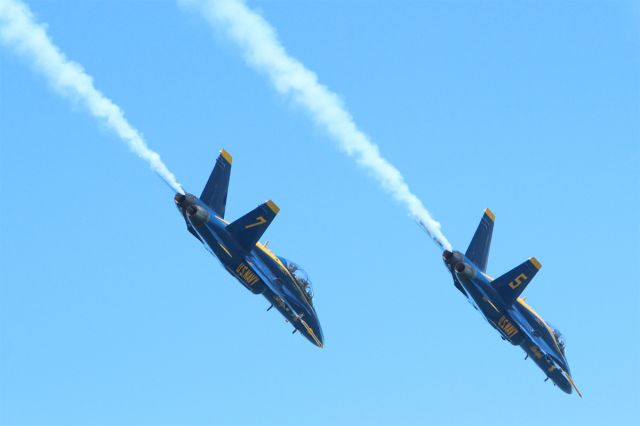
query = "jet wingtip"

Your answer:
(220, 149), (233, 164)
